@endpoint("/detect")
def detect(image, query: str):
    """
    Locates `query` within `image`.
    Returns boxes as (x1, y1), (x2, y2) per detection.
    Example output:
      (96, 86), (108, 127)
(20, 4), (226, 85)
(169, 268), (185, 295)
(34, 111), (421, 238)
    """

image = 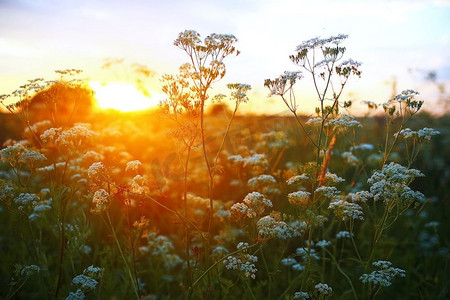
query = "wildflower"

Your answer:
(20, 264), (40, 277)
(329, 199), (364, 220)
(130, 175), (147, 194)
(294, 291), (310, 299)
(242, 192), (273, 216)
(316, 240), (331, 248)
(66, 289), (85, 300)
(256, 216), (300, 239)
(328, 114), (362, 132)
(288, 191), (311, 207)
(72, 274), (98, 291)
(1, 144), (46, 168)
(335, 59), (362, 78)
(212, 246), (229, 256)
(342, 151), (359, 165)
(125, 160), (142, 172)
(351, 143), (374, 151)
(91, 189), (109, 213)
(227, 83), (251, 104)
(286, 174), (309, 185)
(264, 71), (303, 98)
(292, 263), (305, 271)
(324, 172), (345, 184)
(228, 154), (244, 164)
(40, 127), (62, 144)
(347, 191), (372, 203)
(394, 127), (440, 142)
(336, 231), (353, 239)
(314, 186), (340, 199)
(368, 162), (425, 205)
(243, 153), (269, 168)
(296, 247), (320, 260)
(133, 216), (150, 230)
(314, 283), (333, 295)
(14, 193), (39, 211)
(281, 257), (296, 266)
(230, 202), (252, 221)
(87, 162), (110, 183)
(360, 260), (406, 287)
(223, 243), (258, 279)
(247, 174), (276, 191)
